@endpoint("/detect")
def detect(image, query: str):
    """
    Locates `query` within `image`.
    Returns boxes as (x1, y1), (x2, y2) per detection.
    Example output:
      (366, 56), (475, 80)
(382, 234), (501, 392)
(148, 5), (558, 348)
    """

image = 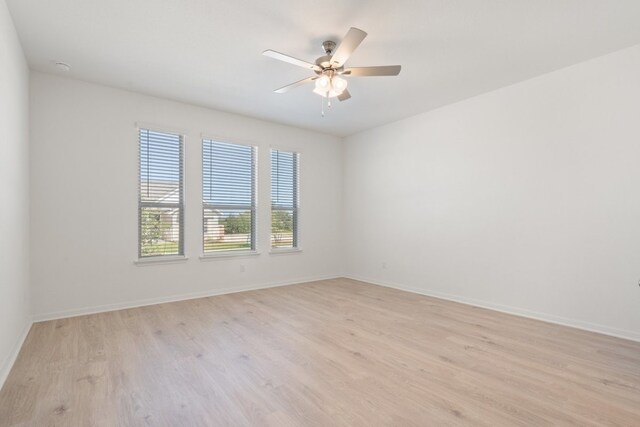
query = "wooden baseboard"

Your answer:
(33, 274), (342, 322)
(0, 320), (32, 391)
(345, 274), (640, 343)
